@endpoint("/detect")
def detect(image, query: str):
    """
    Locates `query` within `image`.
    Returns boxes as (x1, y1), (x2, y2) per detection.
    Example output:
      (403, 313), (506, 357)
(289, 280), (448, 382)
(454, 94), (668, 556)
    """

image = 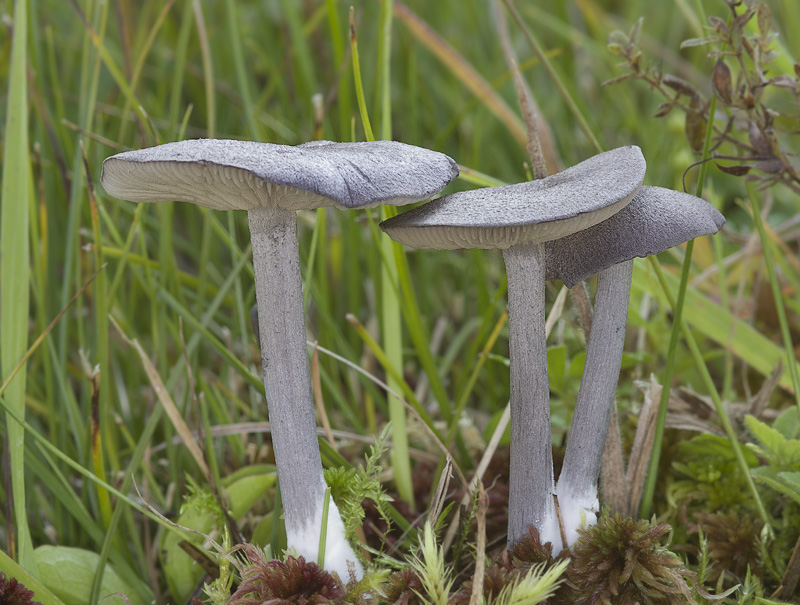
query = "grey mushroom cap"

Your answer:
(101, 139), (459, 211)
(545, 186), (725, 288)
(379, 146), (646, 250)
